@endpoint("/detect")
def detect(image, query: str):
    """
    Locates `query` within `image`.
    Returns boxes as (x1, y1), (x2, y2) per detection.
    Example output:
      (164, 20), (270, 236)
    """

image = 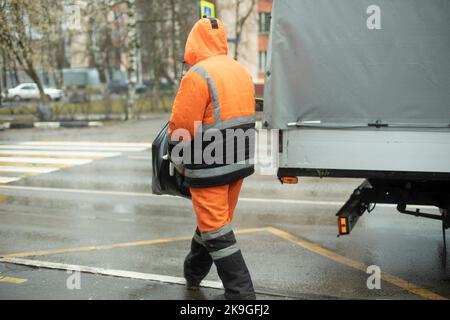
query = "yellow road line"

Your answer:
(0, 227), (267, 258)
(266, 226), (448, 300)
(1, 237), (193, 258)
(0, 276), (28, 284)
(3, 223), (442, 299)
